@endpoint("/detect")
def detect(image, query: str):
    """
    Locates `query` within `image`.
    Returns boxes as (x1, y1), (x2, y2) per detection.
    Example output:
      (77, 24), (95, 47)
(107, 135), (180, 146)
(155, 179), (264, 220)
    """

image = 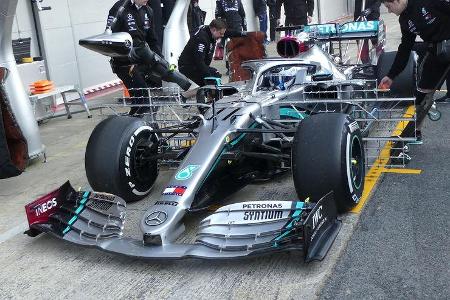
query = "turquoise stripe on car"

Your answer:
(62, 191), (90, 235)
